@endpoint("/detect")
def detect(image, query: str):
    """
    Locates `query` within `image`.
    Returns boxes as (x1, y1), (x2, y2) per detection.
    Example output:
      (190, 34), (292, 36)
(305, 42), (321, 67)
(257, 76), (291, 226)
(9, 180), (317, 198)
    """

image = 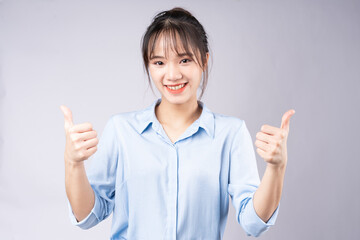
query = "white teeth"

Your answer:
(167, 83), (185, 90)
